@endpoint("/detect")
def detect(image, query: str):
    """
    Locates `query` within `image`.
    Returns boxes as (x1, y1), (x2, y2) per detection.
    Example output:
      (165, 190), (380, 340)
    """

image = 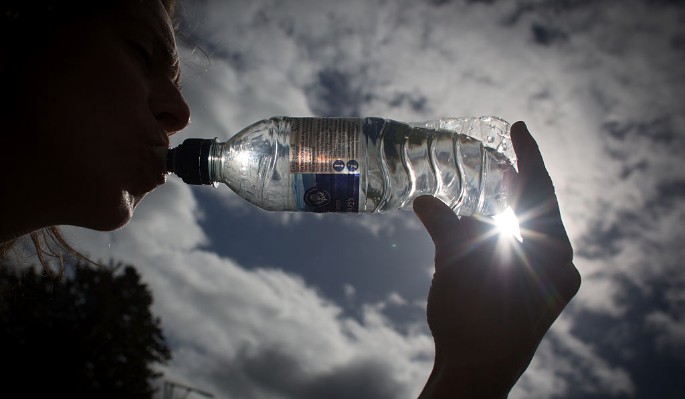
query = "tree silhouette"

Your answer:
(0, 260), (171, 398)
